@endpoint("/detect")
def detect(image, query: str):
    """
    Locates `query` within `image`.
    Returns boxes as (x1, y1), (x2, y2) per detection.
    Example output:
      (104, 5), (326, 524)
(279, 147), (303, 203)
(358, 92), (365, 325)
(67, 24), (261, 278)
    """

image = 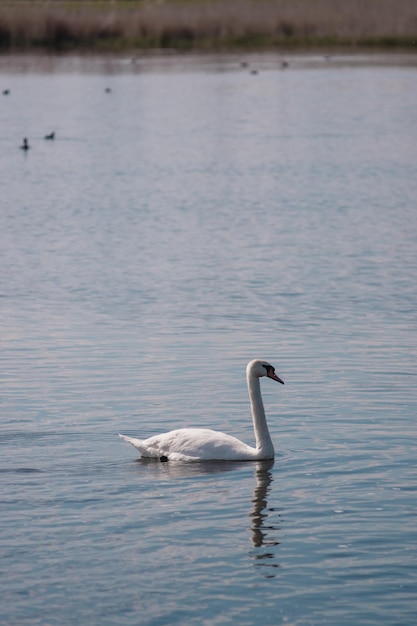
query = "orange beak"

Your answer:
(268, 370), (284, 384)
